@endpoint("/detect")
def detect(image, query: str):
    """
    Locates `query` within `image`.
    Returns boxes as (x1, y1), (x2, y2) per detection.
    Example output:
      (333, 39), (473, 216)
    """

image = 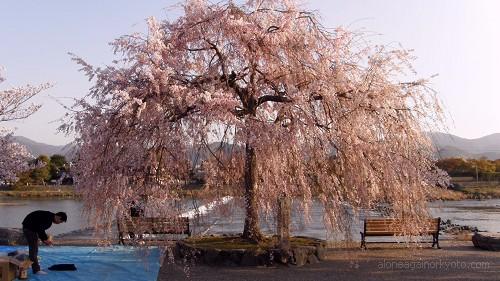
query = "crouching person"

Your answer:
(22, 210), (67, 274)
